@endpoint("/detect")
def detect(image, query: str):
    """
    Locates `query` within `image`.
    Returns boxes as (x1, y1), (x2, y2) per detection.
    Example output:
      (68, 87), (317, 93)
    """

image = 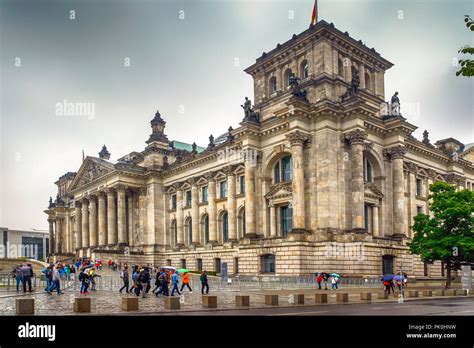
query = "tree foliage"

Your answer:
(456, 15), (474, 77)
(409, 181), (474, 286)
